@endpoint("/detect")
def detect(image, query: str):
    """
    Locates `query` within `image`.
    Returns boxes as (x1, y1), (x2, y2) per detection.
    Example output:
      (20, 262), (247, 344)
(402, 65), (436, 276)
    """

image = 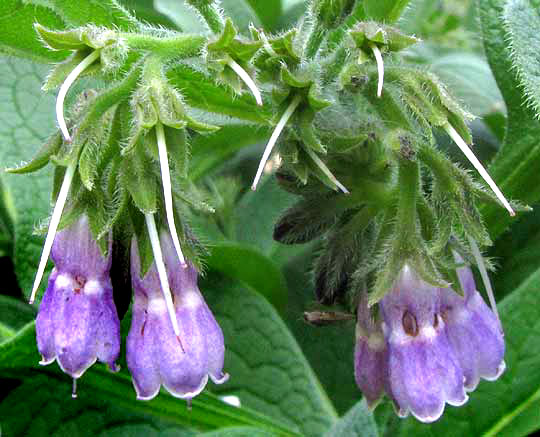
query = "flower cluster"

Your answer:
(35, 216), (226, 400)
(354, 265), (505, 422)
